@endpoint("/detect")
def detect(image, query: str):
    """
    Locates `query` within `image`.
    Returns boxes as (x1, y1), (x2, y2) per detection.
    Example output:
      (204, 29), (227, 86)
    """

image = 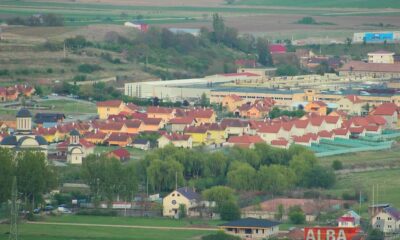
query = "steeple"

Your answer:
(69, 129), (80, 145)
(16, 108), (32, 133)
